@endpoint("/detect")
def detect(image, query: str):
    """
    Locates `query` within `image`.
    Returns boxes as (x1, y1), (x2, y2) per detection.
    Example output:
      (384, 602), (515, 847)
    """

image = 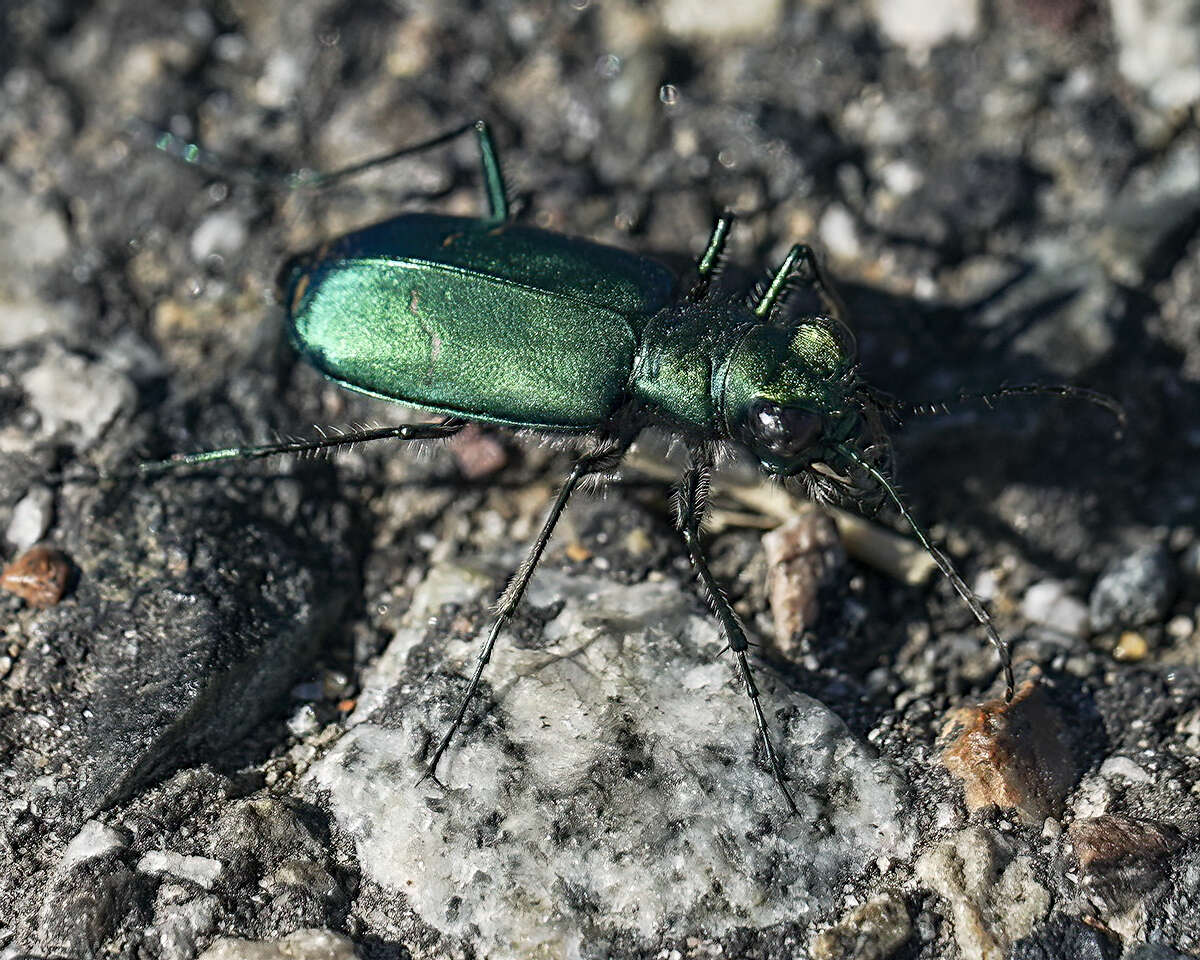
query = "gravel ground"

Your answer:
(2, 1), (1199, 959)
